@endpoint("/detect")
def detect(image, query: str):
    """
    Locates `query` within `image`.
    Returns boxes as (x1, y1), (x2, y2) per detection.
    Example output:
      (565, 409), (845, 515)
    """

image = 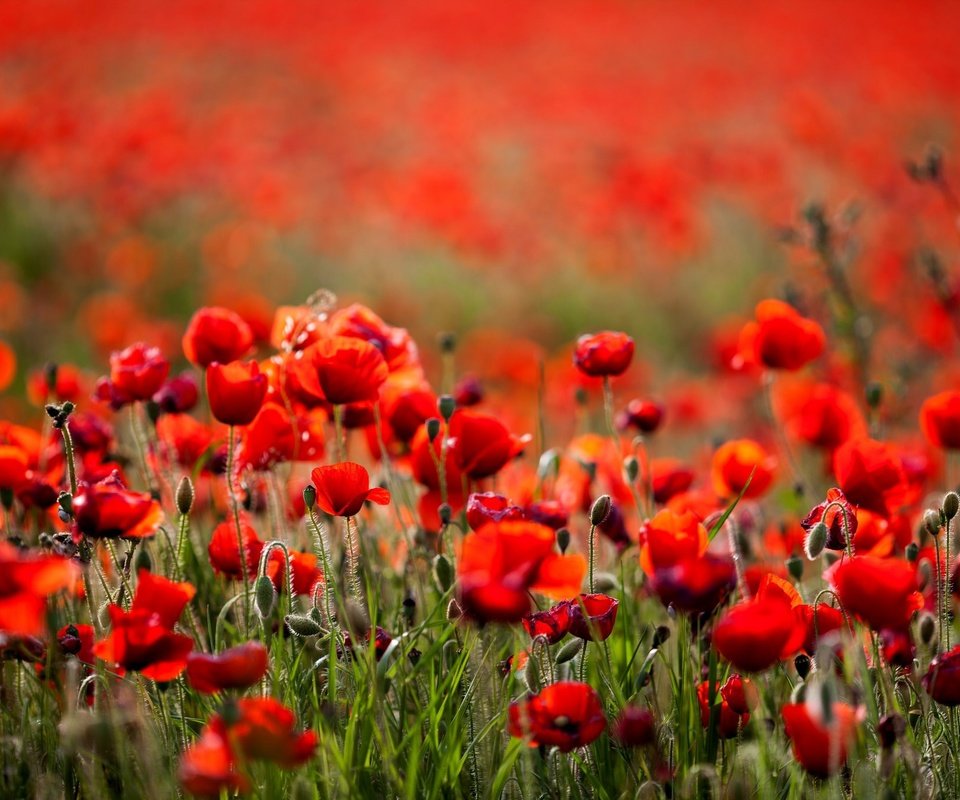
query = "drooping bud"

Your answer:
(623, 456), (639, 483)
(924, 508), (942, 537)
(176, 476), (194, 516)
(905, 542), (920, 562)
(589, 495), (612, 527)
(555, 638), (583, 665)
(254, 575), (277, 620)
(652, 625), (671, 648)
(556, 527), (571, 554)
(438, 332), (457, 354)
(425, 417), (441, 443)
(303, 484), (316, 511)
(438, 503), (452, 526)
(944, 492), (960, 521)
(437, 395), (456, 422)
(786, 555), (804, 581)
(804, 520), (828, 560)
(919, 612), (937, 646)
(285, 614), (323, 638)
(794, 653), (811, 680)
